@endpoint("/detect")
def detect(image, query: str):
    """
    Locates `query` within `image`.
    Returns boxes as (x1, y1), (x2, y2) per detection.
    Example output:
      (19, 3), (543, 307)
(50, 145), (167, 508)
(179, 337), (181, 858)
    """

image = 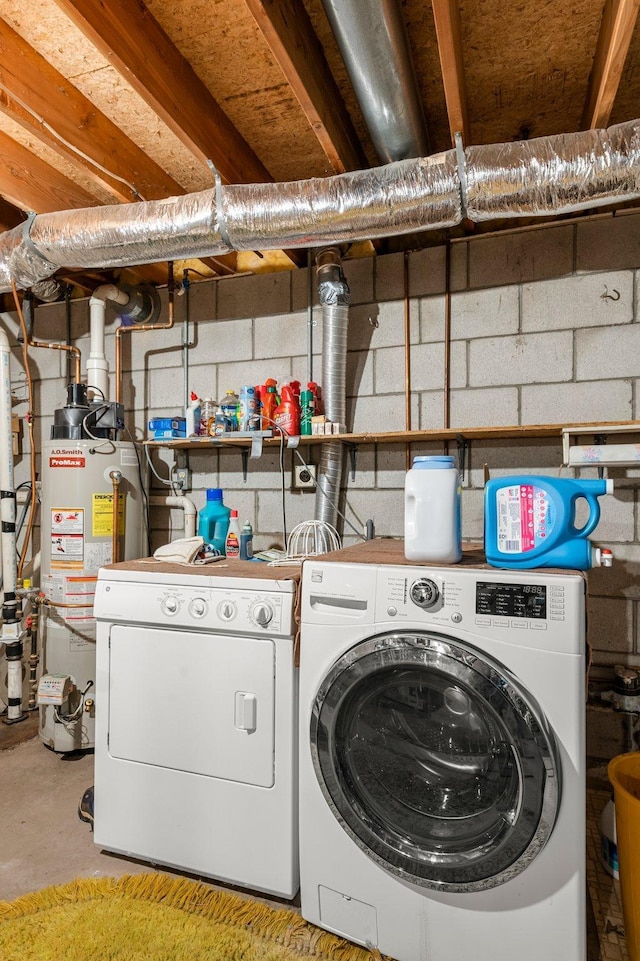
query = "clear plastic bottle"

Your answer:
(225, 509), (241, 557)
(220, 390), (239, 432)
(404, 455), (462, 563)
(200, 397), (216, 436)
